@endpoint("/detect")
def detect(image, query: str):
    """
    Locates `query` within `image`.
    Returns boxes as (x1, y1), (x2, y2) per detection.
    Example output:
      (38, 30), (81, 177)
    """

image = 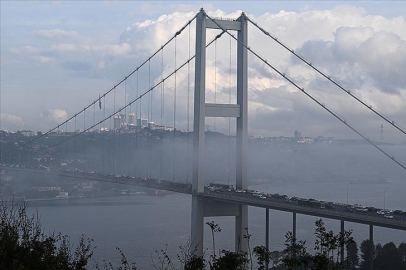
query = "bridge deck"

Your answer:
(200, 192), (406, 231)
(2, 166), (406, 231)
